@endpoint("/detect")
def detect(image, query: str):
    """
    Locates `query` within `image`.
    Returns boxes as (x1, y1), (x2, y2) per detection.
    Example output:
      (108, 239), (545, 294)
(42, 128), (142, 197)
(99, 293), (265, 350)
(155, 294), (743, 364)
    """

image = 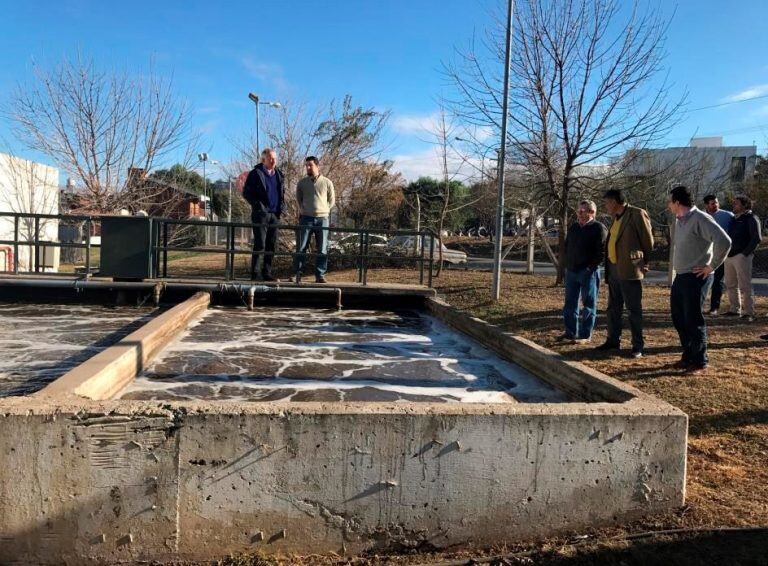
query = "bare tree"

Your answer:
(5, 55), (196, 213)
(444, 0), (684, 282)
